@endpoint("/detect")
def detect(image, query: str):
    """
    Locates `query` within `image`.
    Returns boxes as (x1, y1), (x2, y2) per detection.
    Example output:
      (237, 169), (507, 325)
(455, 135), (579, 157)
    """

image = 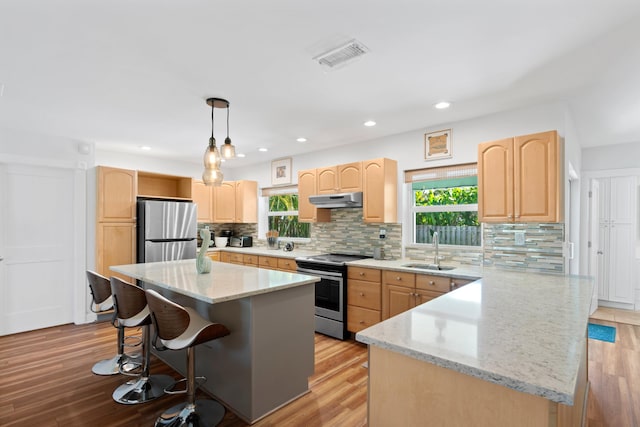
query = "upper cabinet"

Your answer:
(363, 158), (397, 223)
(192, 180), (214, 222)
(298, 169), (331, 223)
(317, 162), (362, 194)
(212, 180), (258, 223)
(137, 171), (192, 200)
(97, 166), (137, 222)
(478, 130), (561, 223)
(299, 158), (397, 223)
